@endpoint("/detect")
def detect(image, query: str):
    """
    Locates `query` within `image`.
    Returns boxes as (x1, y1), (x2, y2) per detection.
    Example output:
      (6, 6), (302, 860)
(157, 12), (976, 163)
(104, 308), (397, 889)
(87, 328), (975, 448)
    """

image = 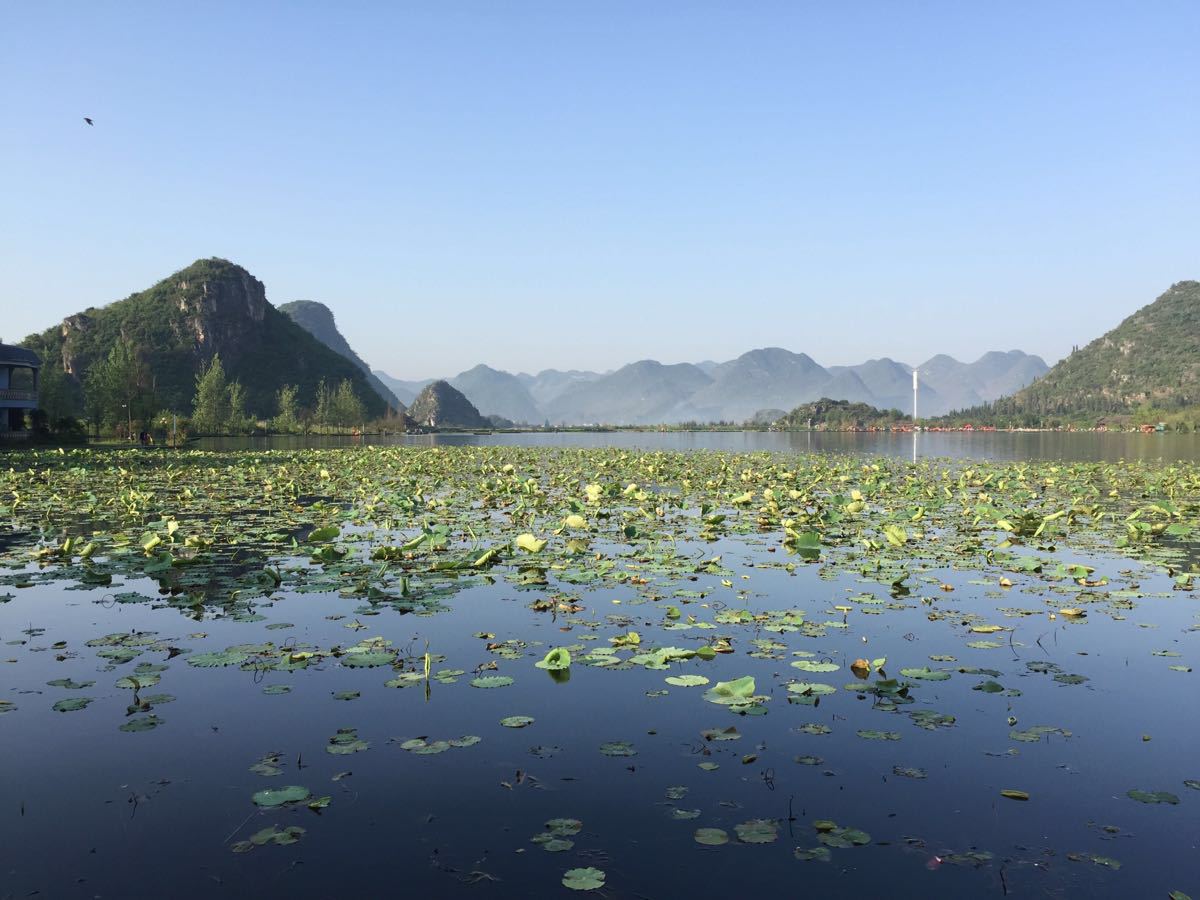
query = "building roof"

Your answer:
(0, 343), (41, 367)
